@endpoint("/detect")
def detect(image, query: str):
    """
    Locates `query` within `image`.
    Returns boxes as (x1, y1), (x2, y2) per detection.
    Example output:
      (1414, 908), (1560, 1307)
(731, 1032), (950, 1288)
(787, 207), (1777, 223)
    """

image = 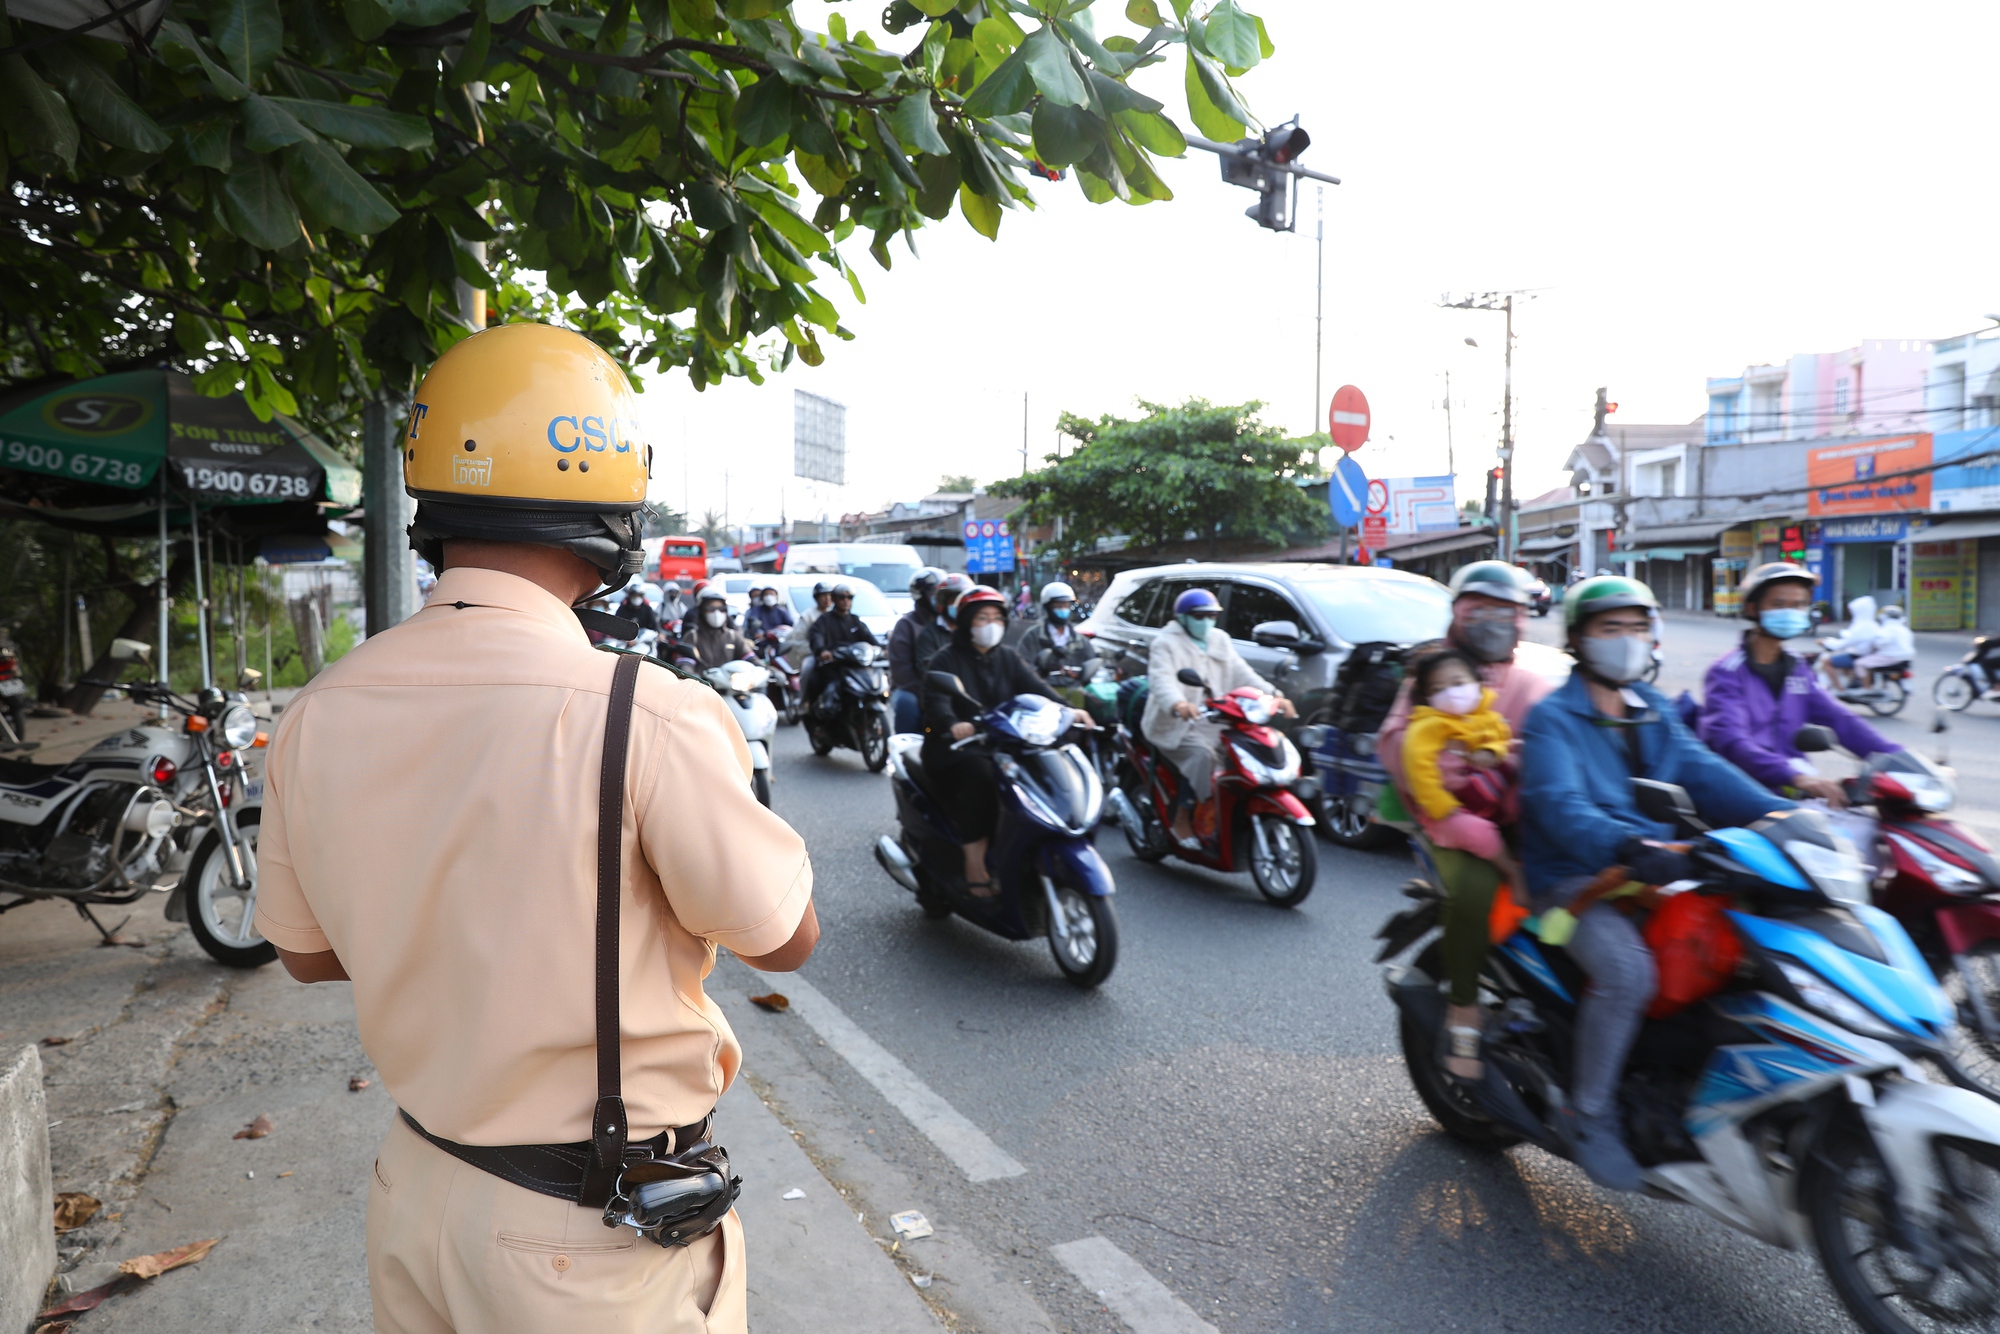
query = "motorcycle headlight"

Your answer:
(220, 703), (260, 749)
(1777, 960), (1898, 1040)
(1887, 831), (1987, 893)
(1239, 694), (1276, 725)
(1787, 837), (1870, 906)
(1231, 737), (1301, 787)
